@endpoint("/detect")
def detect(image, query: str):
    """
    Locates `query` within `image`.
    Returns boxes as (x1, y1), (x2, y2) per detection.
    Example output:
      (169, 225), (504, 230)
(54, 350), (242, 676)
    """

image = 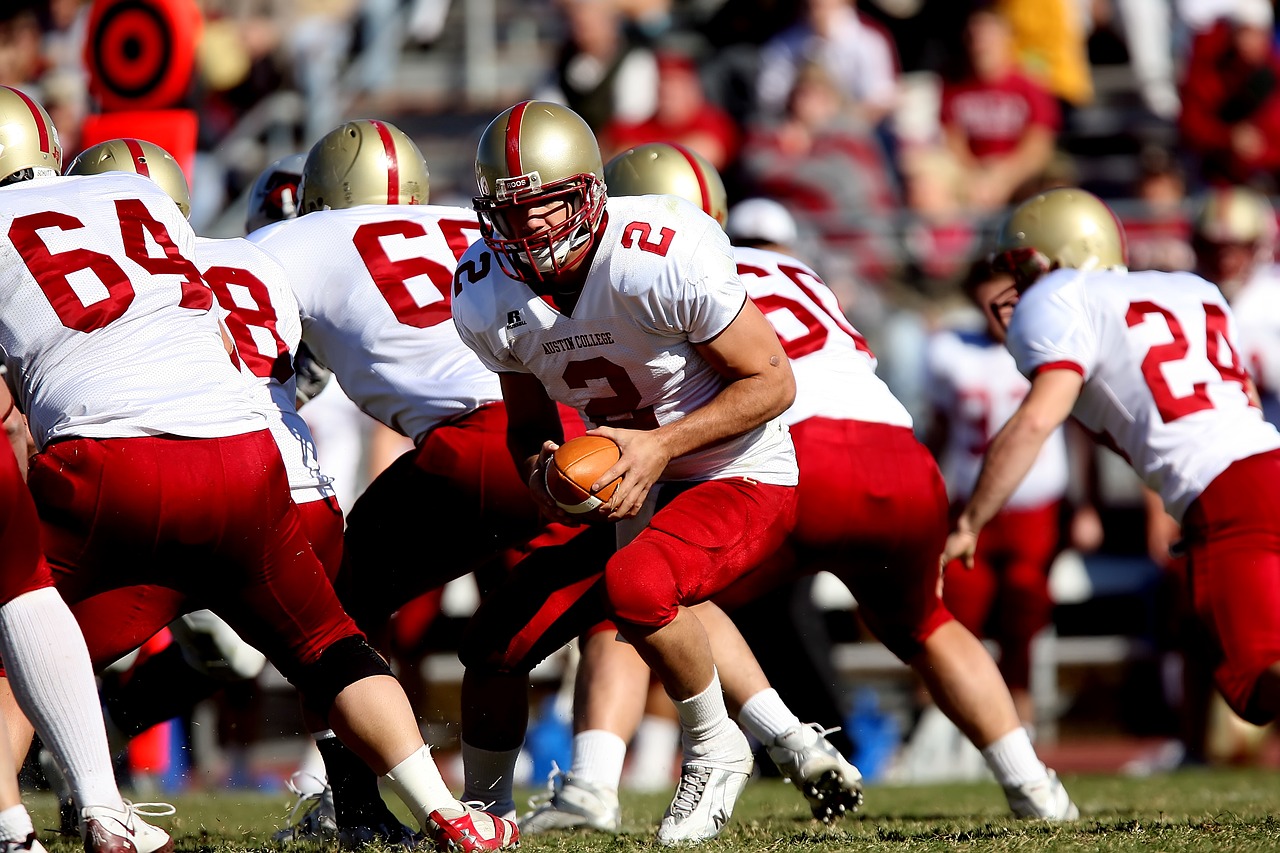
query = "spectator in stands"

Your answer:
(755, 0), (898, 128)
(1179, 0), (1280, 184)
(600, 48), (740, 170)
(940, 6), (1060, 213)
(899, 146), (979, 291)
(741, 62), (897, 220)
(0, 9), (45, 89)
(538, 0), (657, 132)
(1126, 147), (1195, 273)
(996, 0), (1093, 108)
